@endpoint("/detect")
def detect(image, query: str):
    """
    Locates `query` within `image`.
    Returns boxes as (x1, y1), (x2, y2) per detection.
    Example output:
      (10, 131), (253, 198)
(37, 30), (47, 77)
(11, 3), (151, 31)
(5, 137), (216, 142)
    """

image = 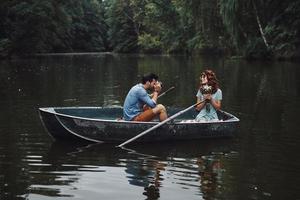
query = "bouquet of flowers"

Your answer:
(200, 84), (212, 112)
(200, 84), (212, 94)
